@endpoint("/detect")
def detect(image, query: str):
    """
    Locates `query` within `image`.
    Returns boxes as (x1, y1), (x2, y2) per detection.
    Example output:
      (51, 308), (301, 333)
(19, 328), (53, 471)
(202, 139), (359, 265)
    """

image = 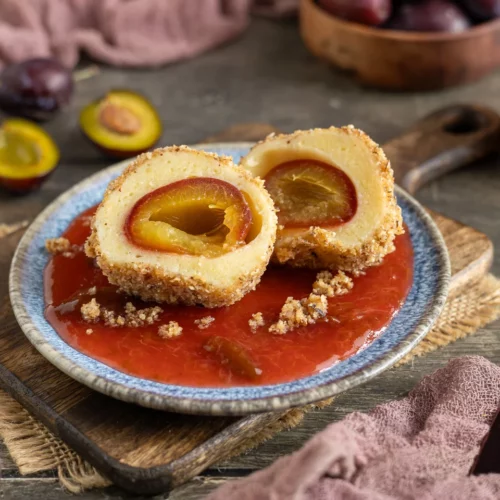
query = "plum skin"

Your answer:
(0, 58), (73, 122)
(317, 0), (392, 26)
(387, 0), (471, 32)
